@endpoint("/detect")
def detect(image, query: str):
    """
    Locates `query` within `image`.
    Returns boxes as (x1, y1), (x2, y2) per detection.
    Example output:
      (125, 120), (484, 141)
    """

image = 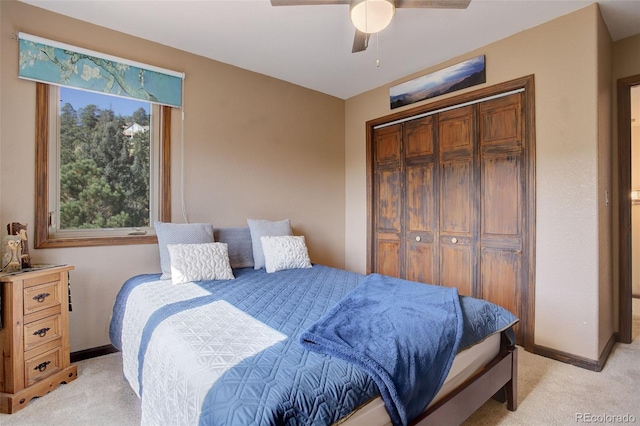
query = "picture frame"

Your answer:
(390, 55), (486, 109)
